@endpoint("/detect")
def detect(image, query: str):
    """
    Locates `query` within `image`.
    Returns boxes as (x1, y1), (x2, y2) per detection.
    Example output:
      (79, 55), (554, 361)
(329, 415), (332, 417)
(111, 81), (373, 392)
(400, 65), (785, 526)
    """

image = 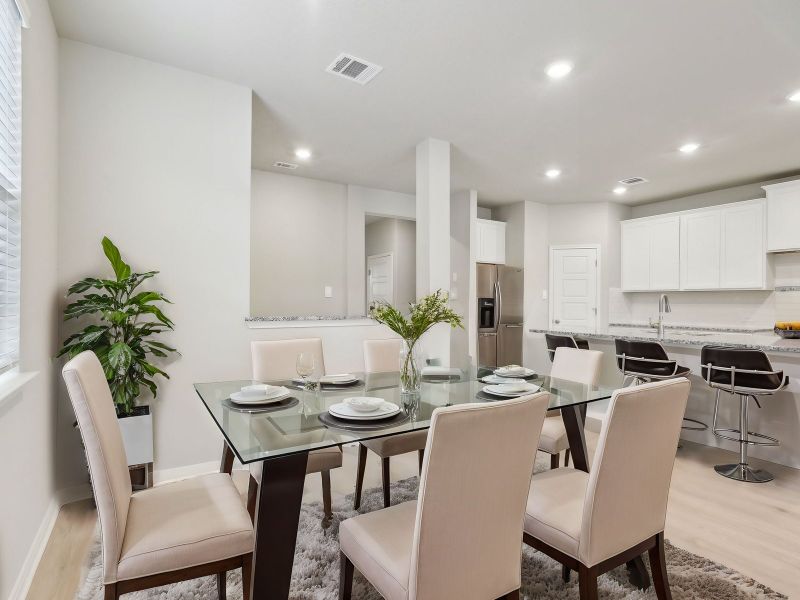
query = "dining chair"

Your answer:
(339, 392), (550, 600)
(62, 351), (254, 600)
(539, 347), (603, 469)
(523, 378), (690, 600)
(353, 338), (429, 510)
(233, 338), (343, 522)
